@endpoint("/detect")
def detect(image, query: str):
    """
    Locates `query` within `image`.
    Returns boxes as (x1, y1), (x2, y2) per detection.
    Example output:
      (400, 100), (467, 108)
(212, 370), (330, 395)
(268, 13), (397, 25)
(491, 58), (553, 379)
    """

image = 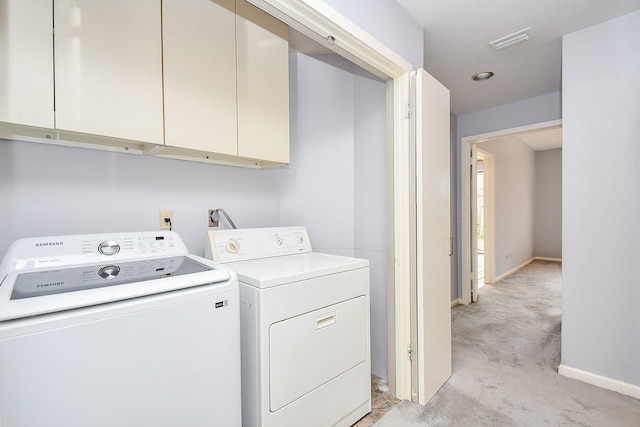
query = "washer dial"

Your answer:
(98, 240), (120, 256)
(98, 265), (120, 279)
